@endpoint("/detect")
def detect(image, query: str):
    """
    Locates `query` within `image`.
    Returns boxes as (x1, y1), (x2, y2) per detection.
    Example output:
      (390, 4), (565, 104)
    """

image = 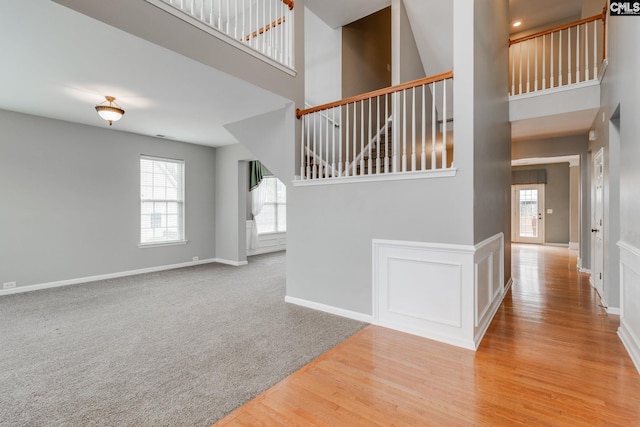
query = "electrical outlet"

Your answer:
(3, 282), (16, 289)
(192, 256), (199, 262)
